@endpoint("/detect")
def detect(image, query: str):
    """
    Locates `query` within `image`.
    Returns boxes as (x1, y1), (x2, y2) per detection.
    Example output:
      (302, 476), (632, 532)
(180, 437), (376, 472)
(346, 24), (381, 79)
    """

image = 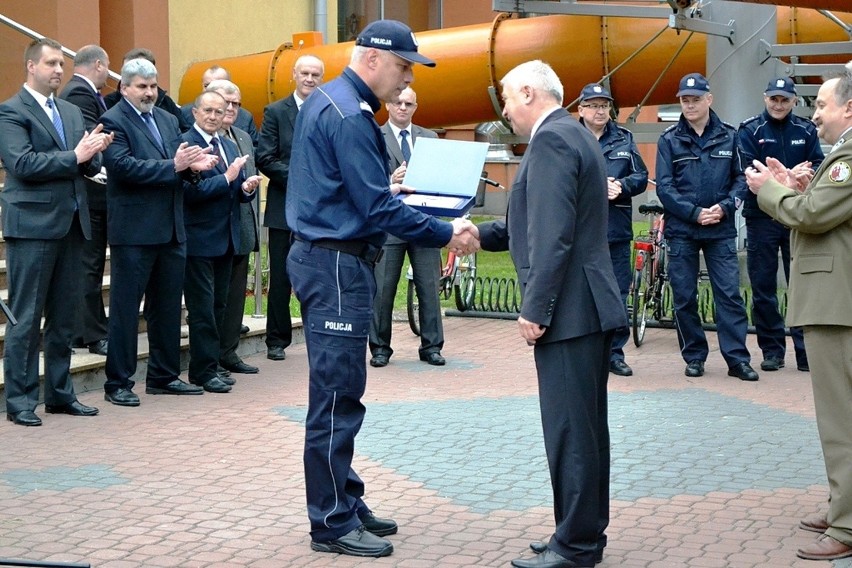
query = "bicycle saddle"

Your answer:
(638, 201), (664, 215)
